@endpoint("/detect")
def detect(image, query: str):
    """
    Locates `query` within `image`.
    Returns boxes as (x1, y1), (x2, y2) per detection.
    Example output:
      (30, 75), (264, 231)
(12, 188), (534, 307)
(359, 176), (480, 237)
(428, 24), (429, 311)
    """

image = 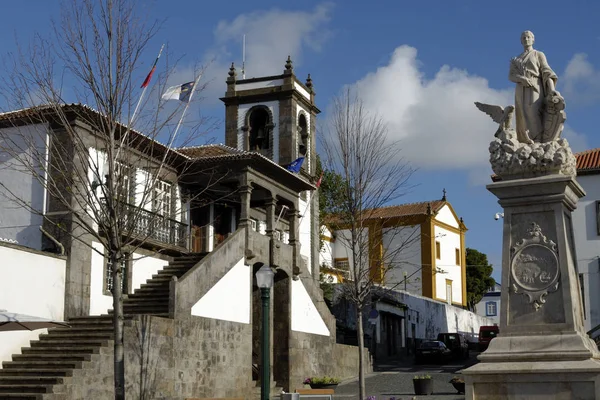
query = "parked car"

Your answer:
(437, 333), (469, 359)
(478, 325), (499, 352)
(415, 340), (452, 364)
